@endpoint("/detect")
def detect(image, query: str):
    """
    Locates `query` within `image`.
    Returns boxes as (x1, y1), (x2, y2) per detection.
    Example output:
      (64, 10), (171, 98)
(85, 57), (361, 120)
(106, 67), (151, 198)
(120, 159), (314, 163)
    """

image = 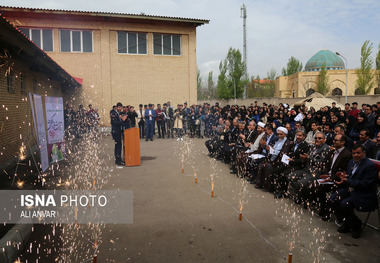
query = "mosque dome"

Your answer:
(304, 49), (345, 71)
